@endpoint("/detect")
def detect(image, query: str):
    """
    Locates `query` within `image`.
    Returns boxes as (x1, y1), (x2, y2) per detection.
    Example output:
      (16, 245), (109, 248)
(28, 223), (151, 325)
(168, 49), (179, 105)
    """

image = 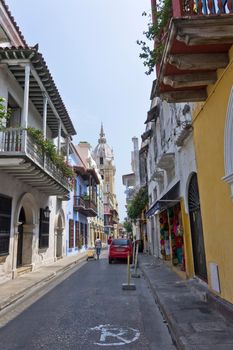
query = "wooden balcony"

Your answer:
(0, 128), (70, 198)
(154, 0), (233, 102)
(110, 209), (119, 224)
(73, 196), (97, 217)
